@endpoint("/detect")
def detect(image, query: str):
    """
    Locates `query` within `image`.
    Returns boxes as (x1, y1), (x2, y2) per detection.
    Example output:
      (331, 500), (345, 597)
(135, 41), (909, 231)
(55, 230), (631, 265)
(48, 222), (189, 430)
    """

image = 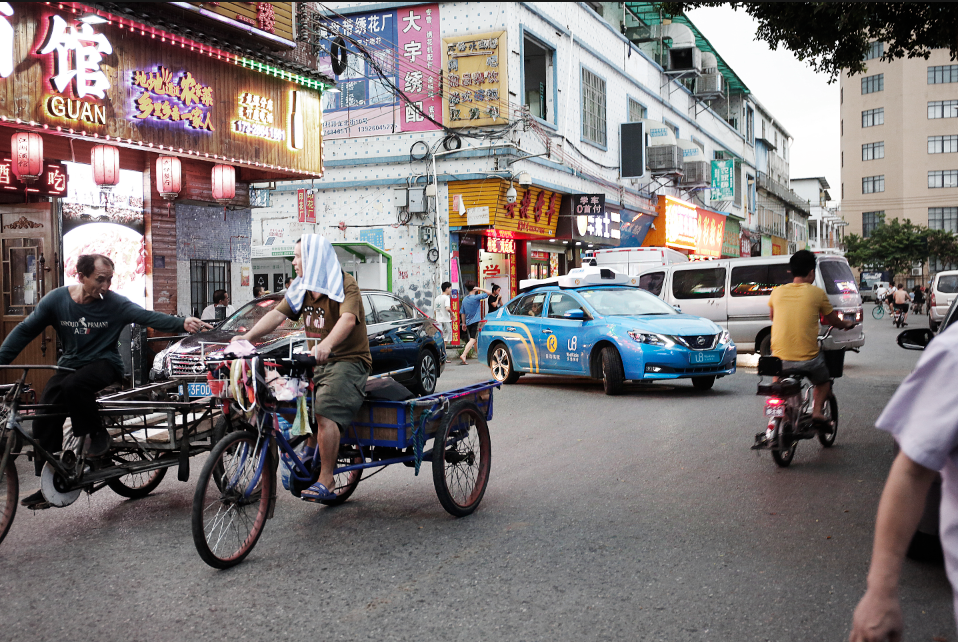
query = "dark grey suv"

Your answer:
(151, 290), (446, 396)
